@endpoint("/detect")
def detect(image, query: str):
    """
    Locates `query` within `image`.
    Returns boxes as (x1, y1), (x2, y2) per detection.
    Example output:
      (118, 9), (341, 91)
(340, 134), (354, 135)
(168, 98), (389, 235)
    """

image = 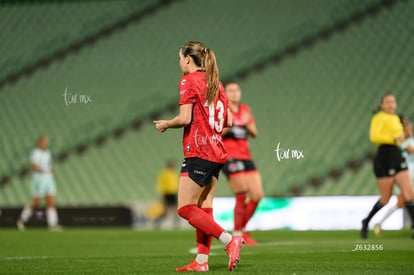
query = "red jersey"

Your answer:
(179, 71), (228, 164)
(222, 104), (254, 160)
